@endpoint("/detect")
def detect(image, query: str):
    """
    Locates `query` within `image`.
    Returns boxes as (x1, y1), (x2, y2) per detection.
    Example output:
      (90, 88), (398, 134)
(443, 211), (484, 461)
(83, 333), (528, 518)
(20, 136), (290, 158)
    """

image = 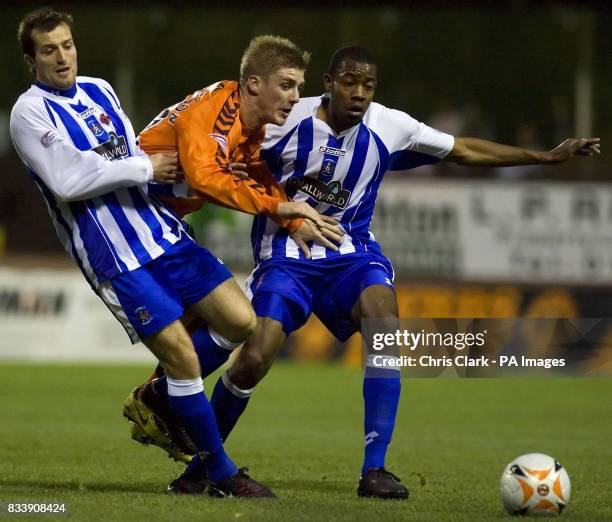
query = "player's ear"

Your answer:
(322, 72), (332, 92)
(246, 75), (262, 96)
(24, 54), (36, 74)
